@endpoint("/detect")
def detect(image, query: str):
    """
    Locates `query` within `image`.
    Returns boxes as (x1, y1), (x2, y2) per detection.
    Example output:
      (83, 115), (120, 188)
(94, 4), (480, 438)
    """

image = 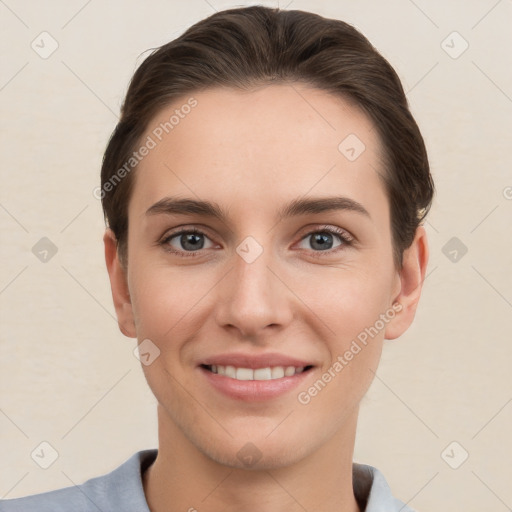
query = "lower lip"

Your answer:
(198, 366), (313, 402)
